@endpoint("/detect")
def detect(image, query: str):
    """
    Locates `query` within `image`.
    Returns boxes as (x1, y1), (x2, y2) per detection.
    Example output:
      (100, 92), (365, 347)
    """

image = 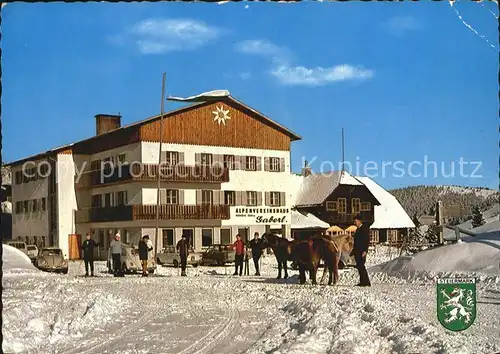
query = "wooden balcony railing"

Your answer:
(75, 204), (230, 223)
(326, 211), (373, 224)
(75, 164), (229, 188)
